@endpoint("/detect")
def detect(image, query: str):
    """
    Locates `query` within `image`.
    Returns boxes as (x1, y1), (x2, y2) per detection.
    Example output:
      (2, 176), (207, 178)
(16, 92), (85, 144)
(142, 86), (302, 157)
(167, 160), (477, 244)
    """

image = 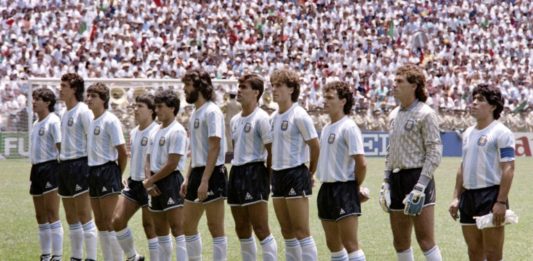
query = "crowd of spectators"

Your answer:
(0, 0), (532, 132)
